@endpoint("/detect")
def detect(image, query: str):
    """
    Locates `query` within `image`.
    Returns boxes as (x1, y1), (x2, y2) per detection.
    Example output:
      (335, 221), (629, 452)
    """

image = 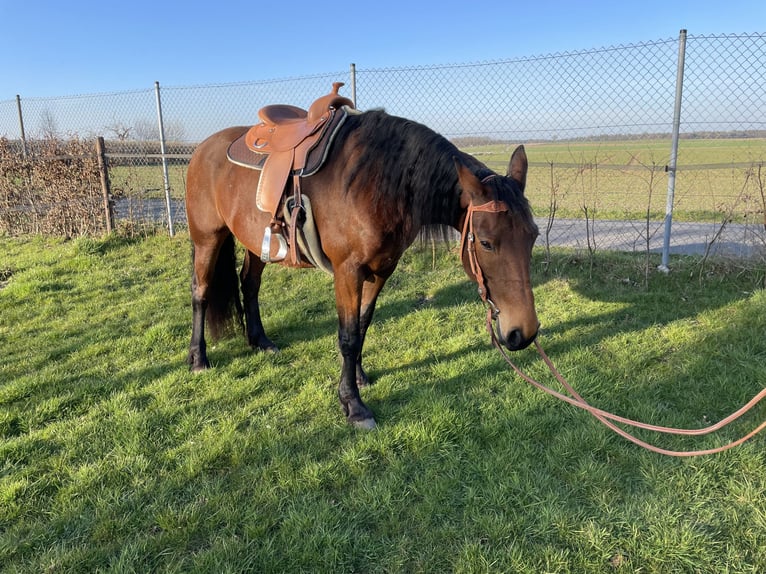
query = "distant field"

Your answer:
(462, 138), (766, 223)
(107, 163), (188, 200)
(108, 138), (766, 224)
